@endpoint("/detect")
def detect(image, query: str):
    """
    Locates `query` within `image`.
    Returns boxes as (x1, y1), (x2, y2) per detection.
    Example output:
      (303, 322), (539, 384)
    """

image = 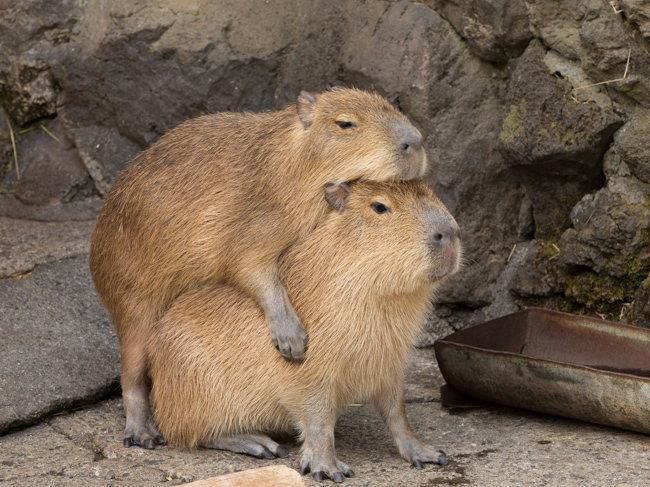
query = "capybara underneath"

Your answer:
(89, 88), (428, 448)
(148, 180), (461, 482)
